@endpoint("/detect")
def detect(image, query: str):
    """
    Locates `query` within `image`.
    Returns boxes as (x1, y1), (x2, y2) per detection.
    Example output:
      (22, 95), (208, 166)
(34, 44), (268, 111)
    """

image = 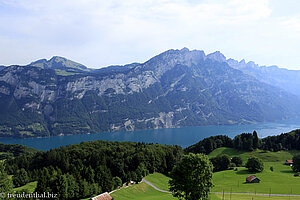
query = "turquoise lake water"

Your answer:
(1, 118), (300, 151)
